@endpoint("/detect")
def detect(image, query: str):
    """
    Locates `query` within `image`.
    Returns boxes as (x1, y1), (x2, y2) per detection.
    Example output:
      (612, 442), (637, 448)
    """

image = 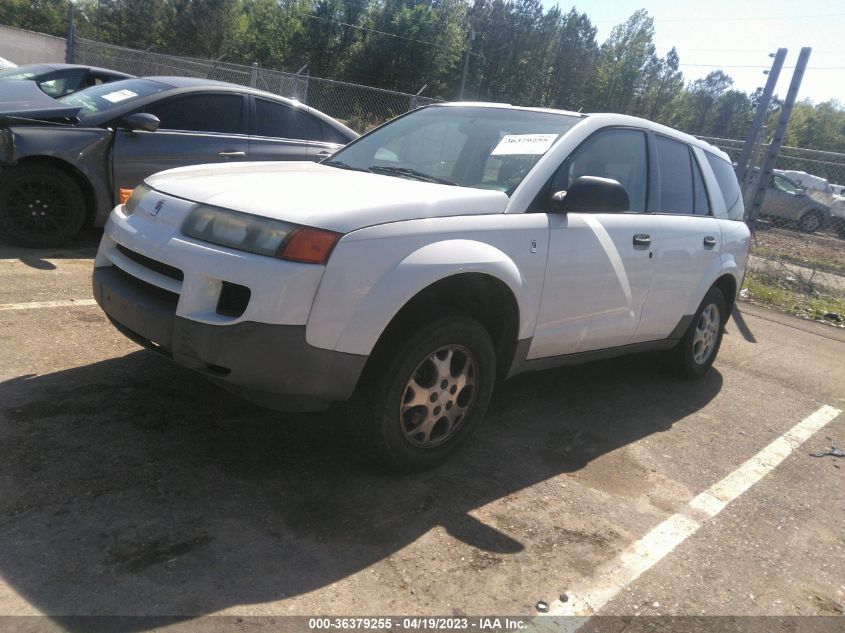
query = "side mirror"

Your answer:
(123, 112), (160, 133)
(550, 176), (630, 213)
